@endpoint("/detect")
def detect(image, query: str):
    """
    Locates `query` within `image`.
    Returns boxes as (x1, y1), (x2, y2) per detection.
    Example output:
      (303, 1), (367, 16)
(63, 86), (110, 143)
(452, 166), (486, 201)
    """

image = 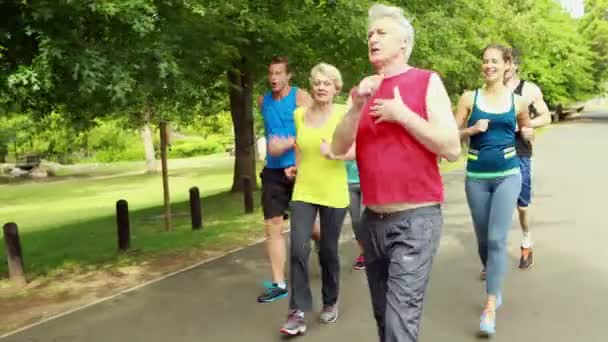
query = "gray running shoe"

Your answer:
(320, 305), (339, 324)
(280, 310), (306, 336)
(519, 247), (534, 270)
